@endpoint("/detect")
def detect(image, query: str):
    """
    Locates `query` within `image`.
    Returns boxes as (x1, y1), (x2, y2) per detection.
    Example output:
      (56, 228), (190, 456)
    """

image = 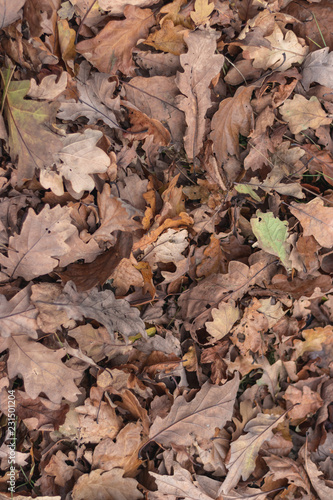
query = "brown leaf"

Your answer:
(75, 396), (122, 443)
(72, 468), (143, 500)
(14, 390), (69, 431)
(144, 19), (188, 55)
(57, 231), (133, 291)
(284, 385), (323, 424)
(290, 198), (333, 248)
(146, 374), (239, 448)
(76, 5), (155, 76)
(210, 86), (255, 164)
(0, 285), (37, 339)
(125, 105), (171, 146)
(176, 28), (224, 160)
(280, 95), (331, 134)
